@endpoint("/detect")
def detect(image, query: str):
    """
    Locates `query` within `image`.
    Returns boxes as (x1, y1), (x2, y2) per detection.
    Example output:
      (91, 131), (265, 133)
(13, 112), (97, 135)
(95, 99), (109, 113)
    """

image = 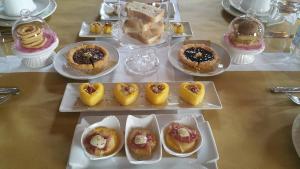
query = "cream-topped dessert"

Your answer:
(127, 128), (157, 159)
(90, 135), (107, 149)
(164, 122), (200, 153)
(83, 127), (120, 157)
